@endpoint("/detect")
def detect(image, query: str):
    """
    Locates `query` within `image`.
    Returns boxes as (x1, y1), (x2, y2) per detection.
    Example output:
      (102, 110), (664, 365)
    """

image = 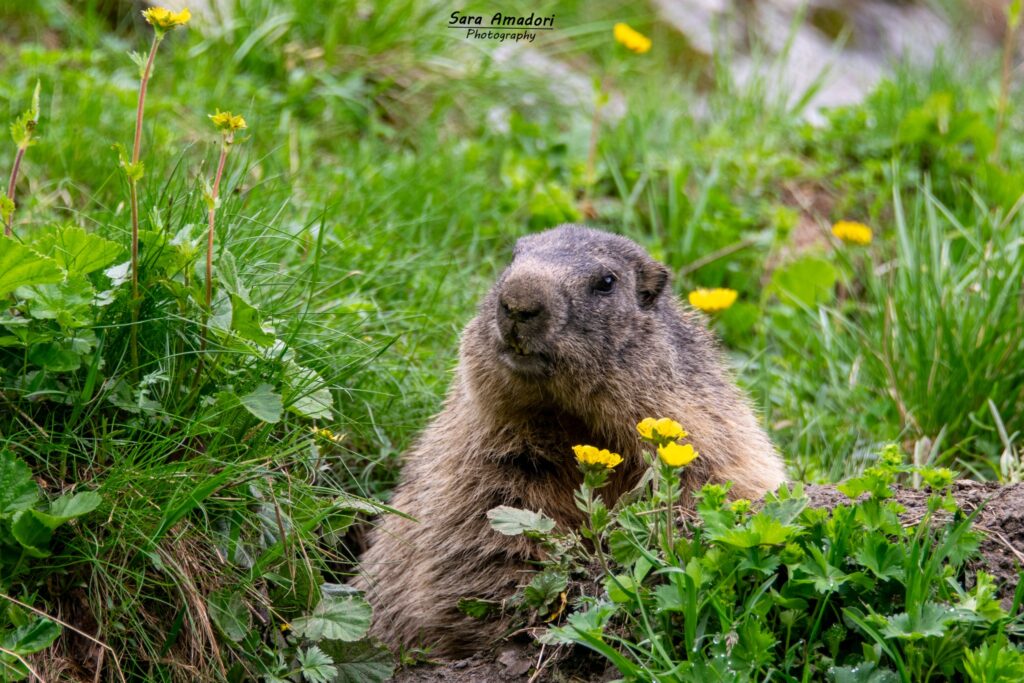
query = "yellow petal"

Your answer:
(657, 442), (698, 468)
(636, 417), (657, 440)
(654, 417), (686, 440)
